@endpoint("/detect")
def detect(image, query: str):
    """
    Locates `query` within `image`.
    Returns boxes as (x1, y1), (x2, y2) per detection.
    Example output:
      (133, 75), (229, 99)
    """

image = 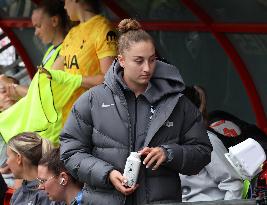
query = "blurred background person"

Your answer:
(3, 0), (69, 100)
(180, 85), (243, 202)
(0, 75), (18, 112)
(0, 75), (19, 189)
(52, 0), (117, 123)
